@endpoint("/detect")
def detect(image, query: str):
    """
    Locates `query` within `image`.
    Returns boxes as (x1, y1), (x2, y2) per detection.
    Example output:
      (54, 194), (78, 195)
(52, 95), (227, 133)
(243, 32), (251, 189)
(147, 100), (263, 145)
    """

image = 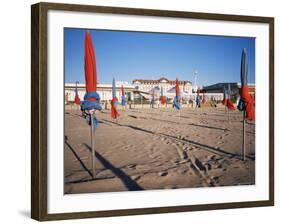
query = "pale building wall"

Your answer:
(64, 83), (135, 103)
(133, 78), (193, 95)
